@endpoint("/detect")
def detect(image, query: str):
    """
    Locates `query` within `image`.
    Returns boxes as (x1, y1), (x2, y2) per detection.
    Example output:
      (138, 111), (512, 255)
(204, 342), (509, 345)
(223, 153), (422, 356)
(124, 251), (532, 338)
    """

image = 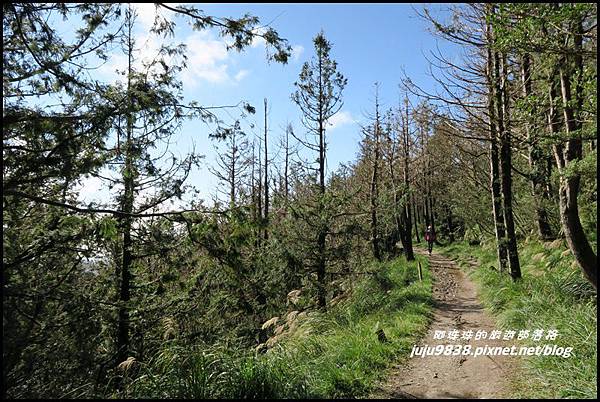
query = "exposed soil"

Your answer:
(371, 248), (516, 399)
